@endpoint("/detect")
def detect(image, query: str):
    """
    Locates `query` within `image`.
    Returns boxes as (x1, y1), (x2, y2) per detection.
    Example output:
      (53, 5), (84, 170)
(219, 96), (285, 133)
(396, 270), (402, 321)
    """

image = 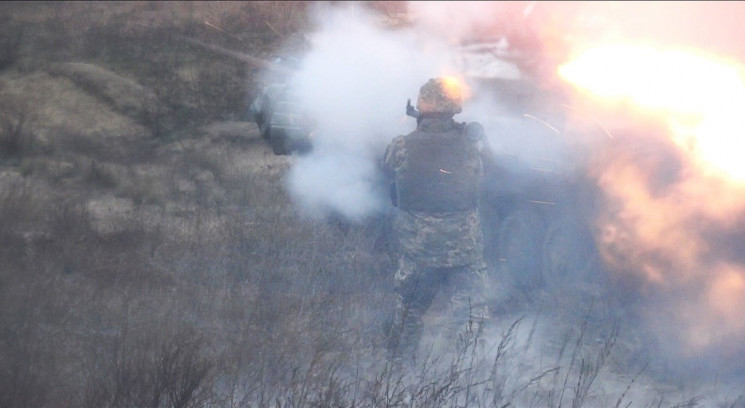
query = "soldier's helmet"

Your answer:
(416, 77), (463, 115)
